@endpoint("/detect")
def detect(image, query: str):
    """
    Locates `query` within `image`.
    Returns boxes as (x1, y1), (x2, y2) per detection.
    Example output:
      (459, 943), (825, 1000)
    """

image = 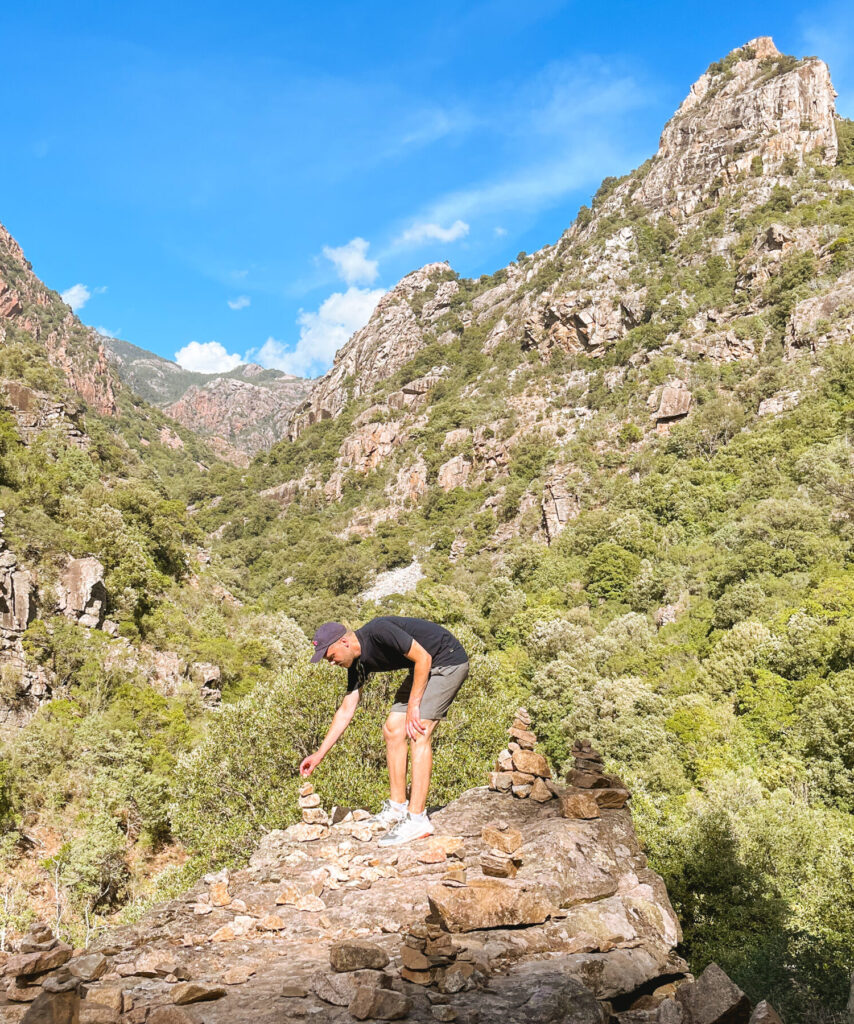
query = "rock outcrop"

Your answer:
(2, 724), (781, 1024)
(58, 556), (106, 629)
(0, 515), (52, 737)
(288, 265), (458, 439)
(632, 38), (838, 217)
(0, 222), (119, 416)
